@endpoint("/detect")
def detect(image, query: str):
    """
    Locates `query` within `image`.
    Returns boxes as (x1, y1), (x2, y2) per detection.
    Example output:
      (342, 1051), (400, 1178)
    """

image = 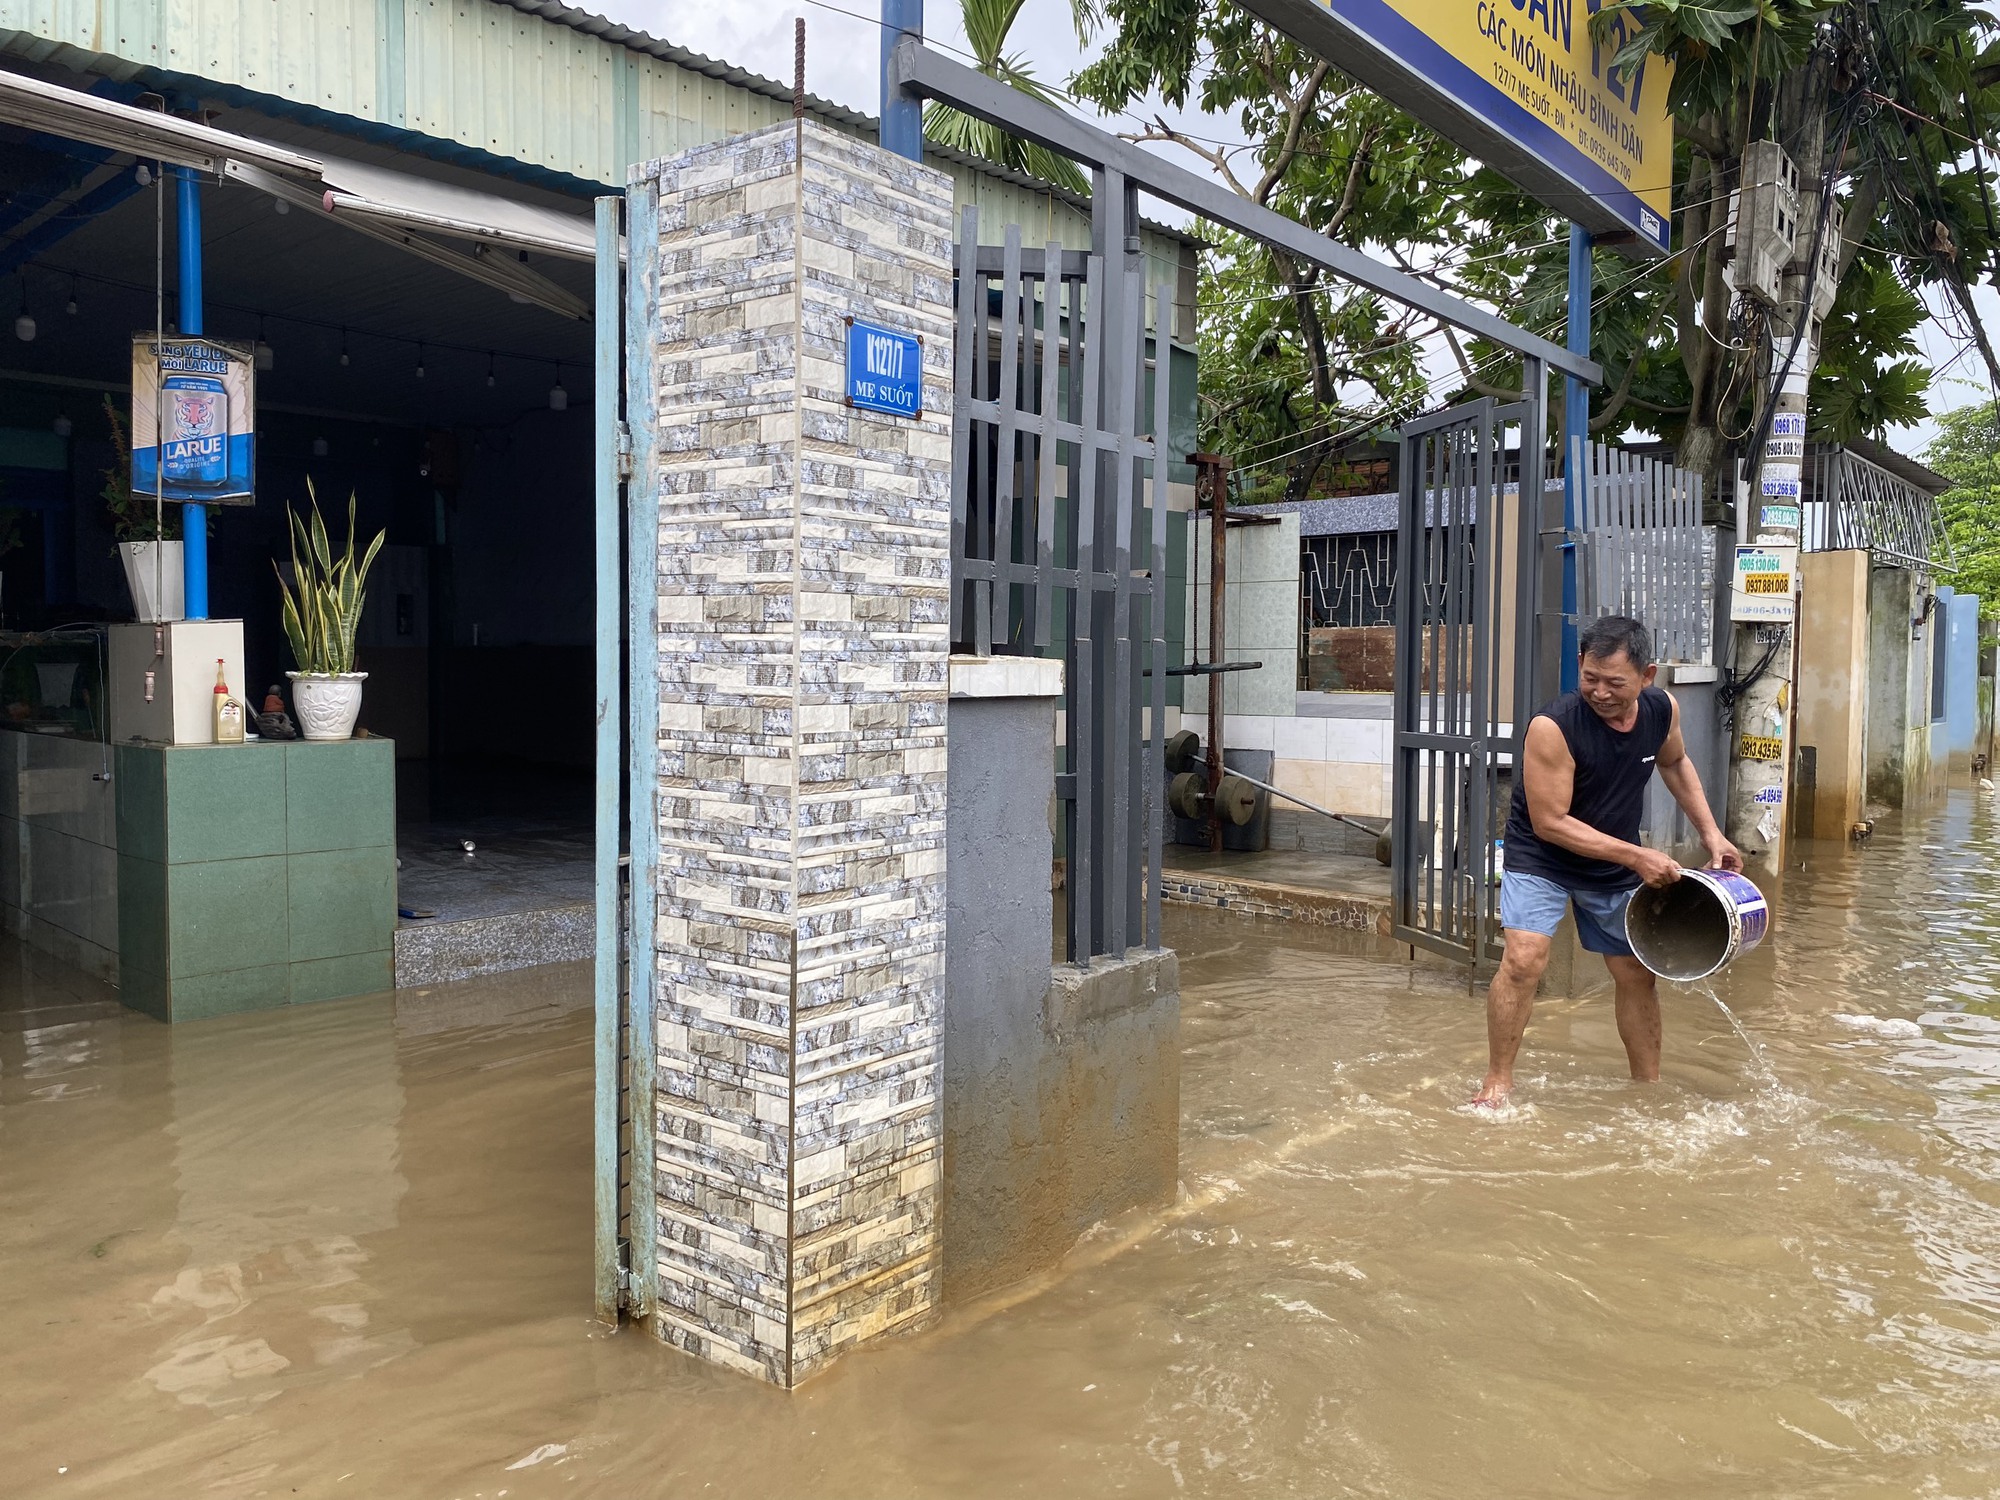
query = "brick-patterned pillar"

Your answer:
(633, 120), (954, 1386)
